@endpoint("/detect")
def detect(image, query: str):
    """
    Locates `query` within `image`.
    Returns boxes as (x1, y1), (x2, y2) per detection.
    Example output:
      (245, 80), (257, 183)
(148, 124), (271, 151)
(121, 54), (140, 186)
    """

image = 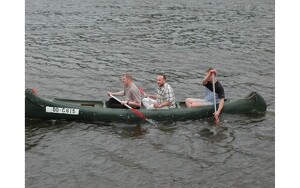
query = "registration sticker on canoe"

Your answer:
(46, 106), (79, 115)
